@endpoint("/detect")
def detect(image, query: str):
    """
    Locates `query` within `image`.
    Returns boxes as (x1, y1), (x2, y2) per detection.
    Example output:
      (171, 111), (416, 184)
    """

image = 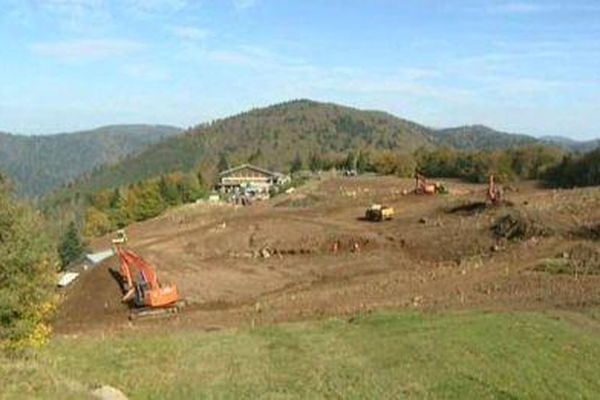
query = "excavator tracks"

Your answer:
(129, 300), (187, 321)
